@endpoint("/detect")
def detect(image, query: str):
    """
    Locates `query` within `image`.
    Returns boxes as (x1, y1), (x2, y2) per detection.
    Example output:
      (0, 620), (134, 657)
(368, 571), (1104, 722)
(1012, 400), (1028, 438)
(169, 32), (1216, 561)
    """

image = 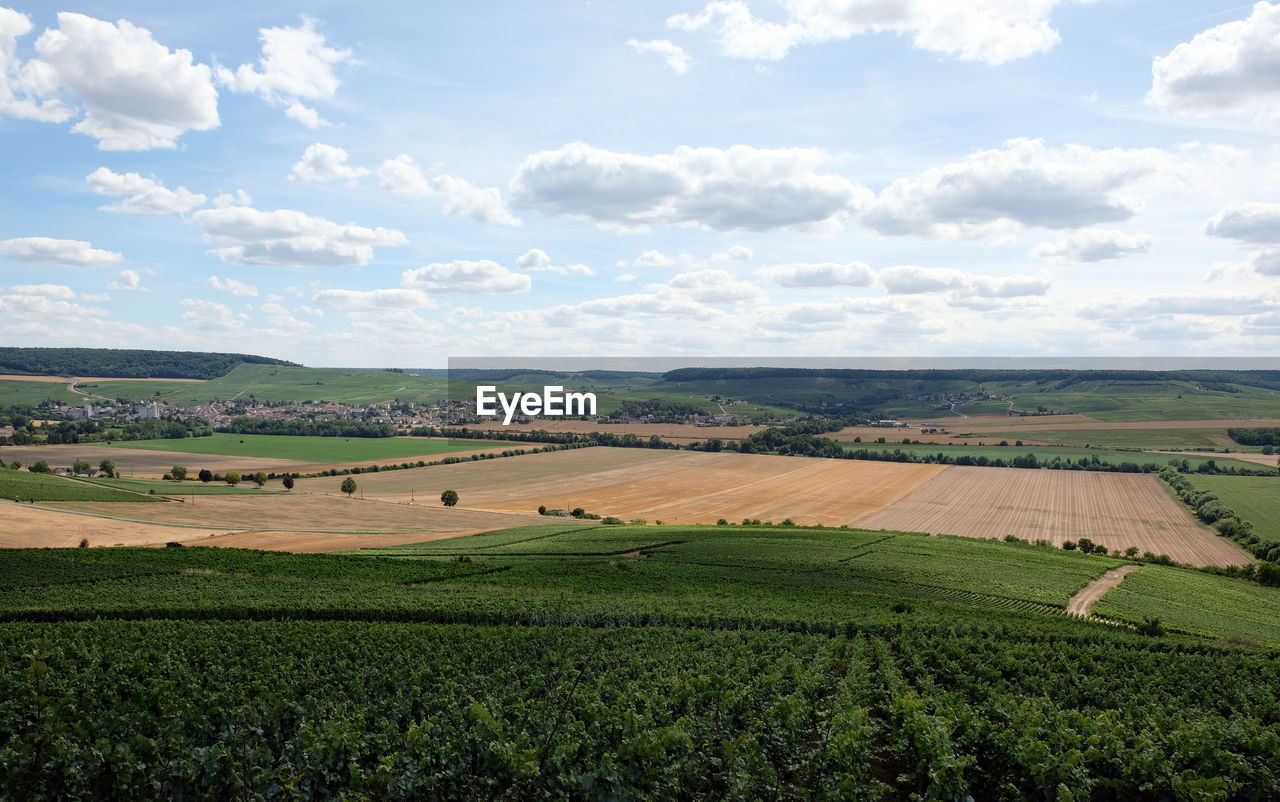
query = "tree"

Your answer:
(282, 475), (295, 490)
(441, 489), (459, 507)
(341, 477), (357, 496)
(29, 460), (51, 474)
(252, 471), (267, 488)
(98, 459), (116, 478)
(1124, 546), (1140, 558)
(72, 459), (91, 475)
(224, 471), (241, 486)
(171, 465), (188, 481)
(198, 469), (213, 483)
(1062, 540), (1077, 551)
(1077, 537), (1096, 554)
